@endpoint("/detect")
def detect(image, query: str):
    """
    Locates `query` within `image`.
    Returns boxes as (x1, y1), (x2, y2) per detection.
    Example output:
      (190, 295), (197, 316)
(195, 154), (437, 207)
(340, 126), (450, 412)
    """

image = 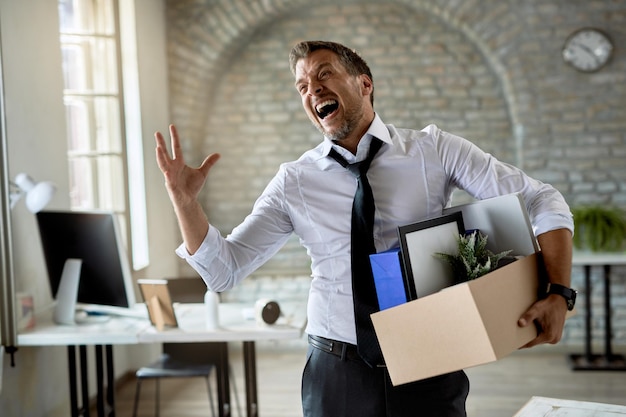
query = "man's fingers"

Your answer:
(155, 125), (219, 179)
(169, 124), (183, 160)
(199, 153), (221, 174)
